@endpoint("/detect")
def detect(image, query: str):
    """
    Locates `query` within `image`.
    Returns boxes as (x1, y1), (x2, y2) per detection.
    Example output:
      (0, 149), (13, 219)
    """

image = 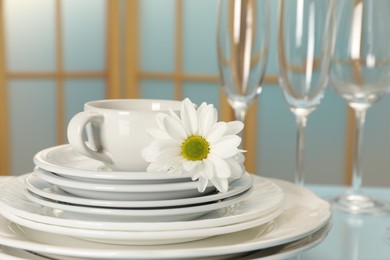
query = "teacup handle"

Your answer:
(67, 111), (112, 164)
